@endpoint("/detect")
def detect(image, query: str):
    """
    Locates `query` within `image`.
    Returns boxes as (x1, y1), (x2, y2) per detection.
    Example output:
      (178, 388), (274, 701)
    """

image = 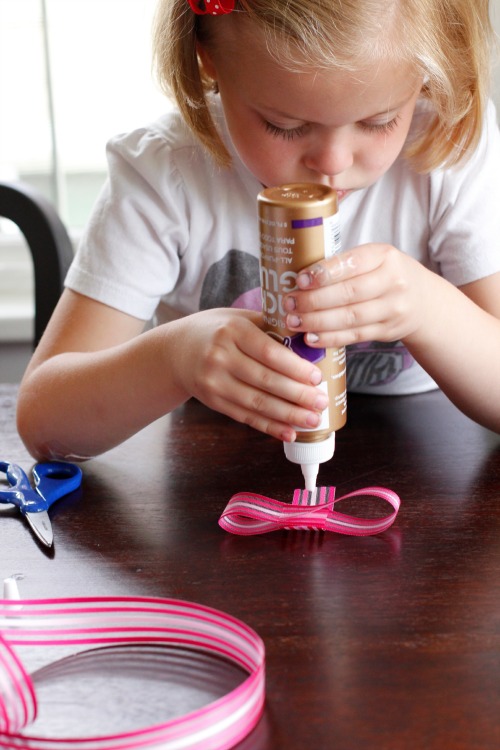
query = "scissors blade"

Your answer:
(24, 510), (53, 547)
